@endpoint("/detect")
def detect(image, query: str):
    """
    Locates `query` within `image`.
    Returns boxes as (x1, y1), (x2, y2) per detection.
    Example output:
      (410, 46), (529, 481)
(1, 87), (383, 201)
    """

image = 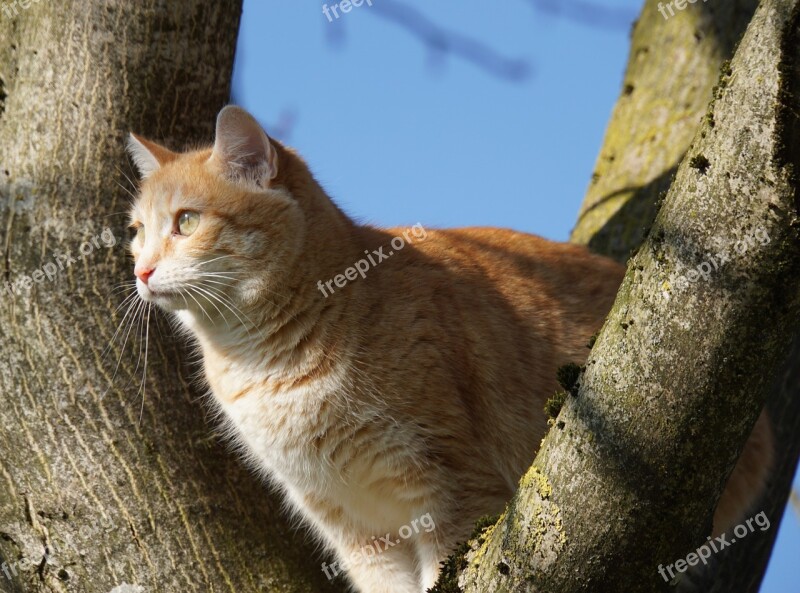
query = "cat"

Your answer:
(125, 105), (772, 593)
